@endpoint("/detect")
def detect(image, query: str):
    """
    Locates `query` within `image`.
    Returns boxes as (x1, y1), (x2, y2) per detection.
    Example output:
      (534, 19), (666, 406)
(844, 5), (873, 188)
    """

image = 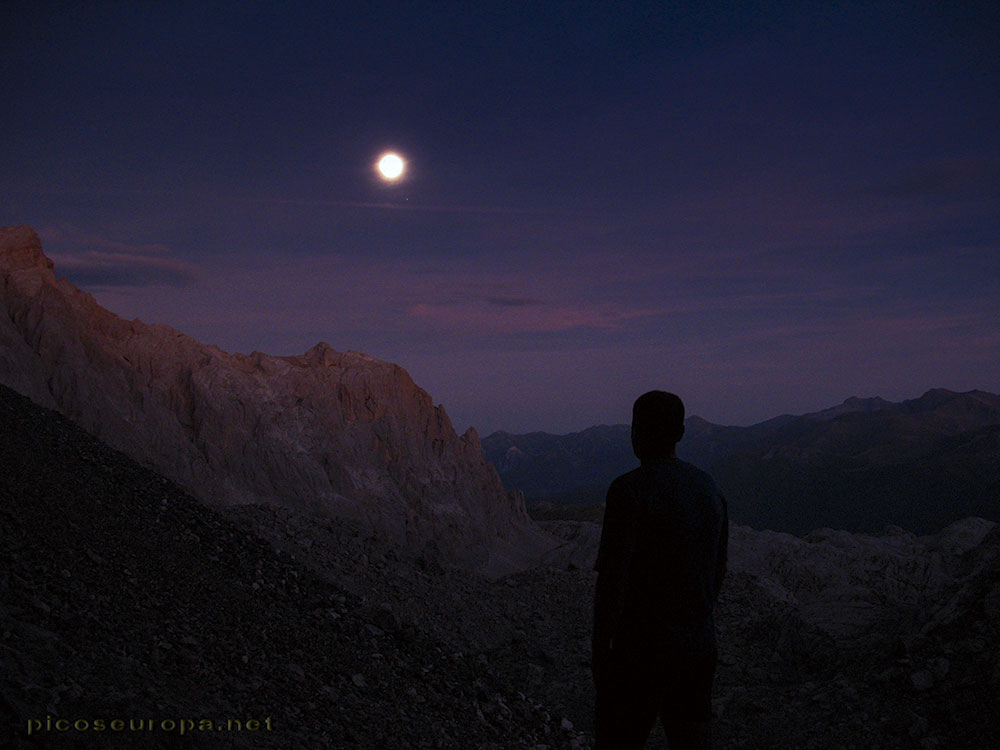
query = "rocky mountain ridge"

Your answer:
(0, 225), (554, 573)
